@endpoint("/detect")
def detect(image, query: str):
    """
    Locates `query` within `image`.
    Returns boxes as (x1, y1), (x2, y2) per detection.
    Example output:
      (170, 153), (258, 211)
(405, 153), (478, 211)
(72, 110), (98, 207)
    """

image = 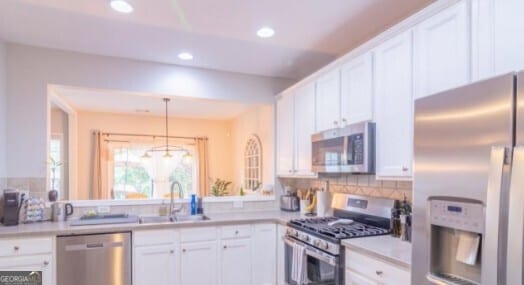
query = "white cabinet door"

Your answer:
(414, 0), (471, 99)
(0, 254), (54, 285)
(276, 225), (286, 285)
(276, 92), (295, 176)
(180, 241), (218, 285)
(220, 239), (252, 285)
(252, 224), (277, 285)
(294, 82), (316, 176)
(340, 53), (374, 124)
(374, 30), (414, 179)
(134, 244), (176, 285)
(316, 70), (341, 131)
(345, 269), (379, 285)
